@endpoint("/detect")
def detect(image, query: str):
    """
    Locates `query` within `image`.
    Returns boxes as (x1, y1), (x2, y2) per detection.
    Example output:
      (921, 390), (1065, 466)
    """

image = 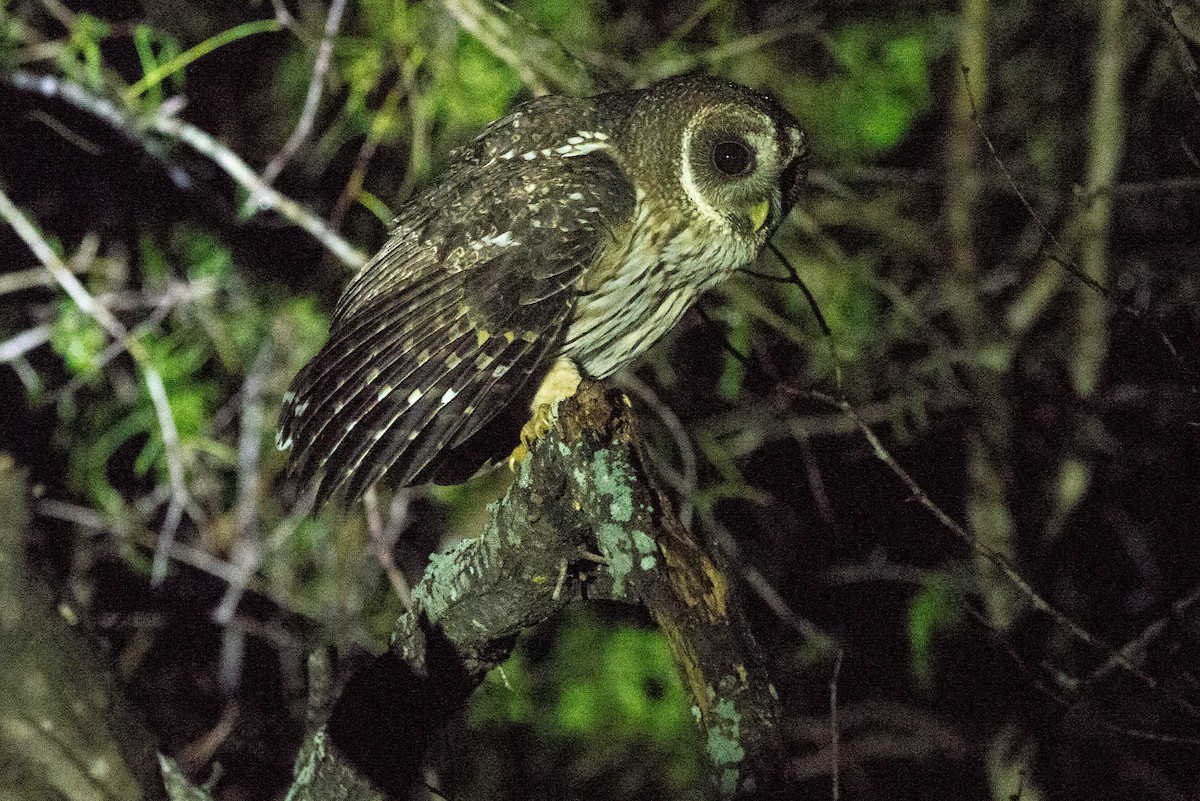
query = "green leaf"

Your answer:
(49, 301), (107, 379)
(718, 308), (749, 400)
(125, 18), (282, 103)
(908, 572), (963, 691)
(784, 23), (934, 158)
(60, 14), (111, 88)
